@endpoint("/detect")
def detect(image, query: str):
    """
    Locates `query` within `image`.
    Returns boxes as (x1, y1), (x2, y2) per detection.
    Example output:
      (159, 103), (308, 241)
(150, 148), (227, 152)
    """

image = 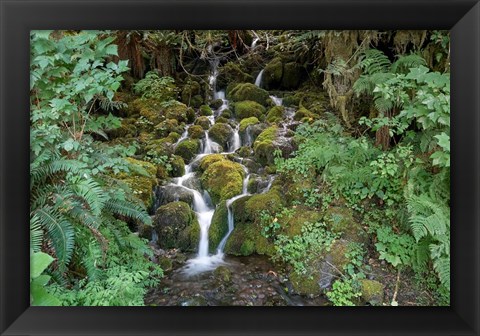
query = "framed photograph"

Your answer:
(1, 0), (479, 335)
